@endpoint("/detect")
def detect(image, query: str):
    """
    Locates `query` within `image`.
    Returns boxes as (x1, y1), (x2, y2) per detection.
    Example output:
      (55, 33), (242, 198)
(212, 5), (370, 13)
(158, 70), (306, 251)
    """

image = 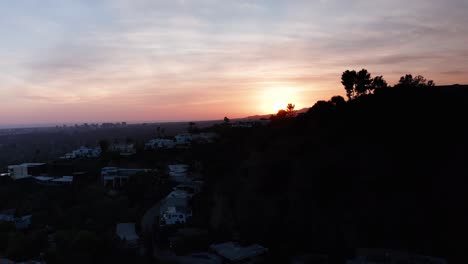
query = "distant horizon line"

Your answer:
(0, 115), (275, 130)
(3, 83), (465, 130)
(0, 119), (221, 130)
